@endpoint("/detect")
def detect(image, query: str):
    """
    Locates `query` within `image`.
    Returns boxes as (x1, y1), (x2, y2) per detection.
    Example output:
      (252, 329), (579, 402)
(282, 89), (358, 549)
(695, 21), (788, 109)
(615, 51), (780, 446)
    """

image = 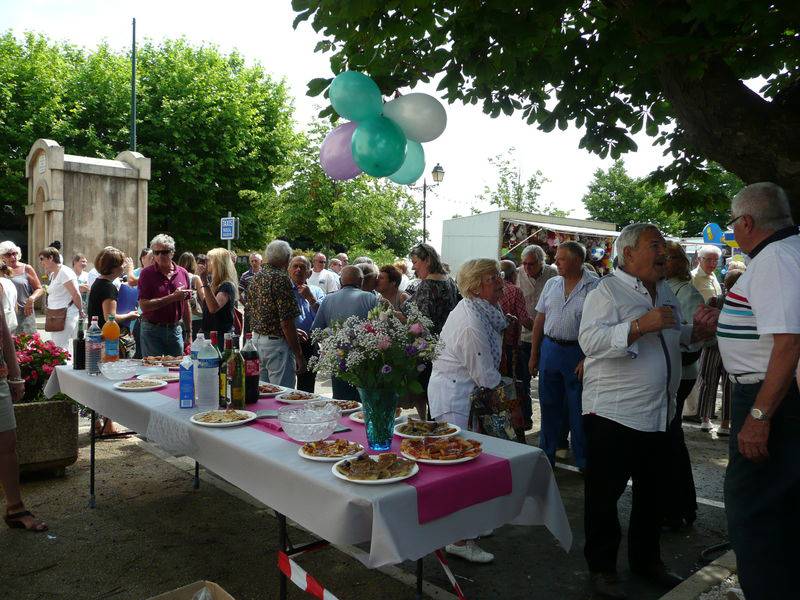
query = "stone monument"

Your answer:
(24, 138), (150, 267)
